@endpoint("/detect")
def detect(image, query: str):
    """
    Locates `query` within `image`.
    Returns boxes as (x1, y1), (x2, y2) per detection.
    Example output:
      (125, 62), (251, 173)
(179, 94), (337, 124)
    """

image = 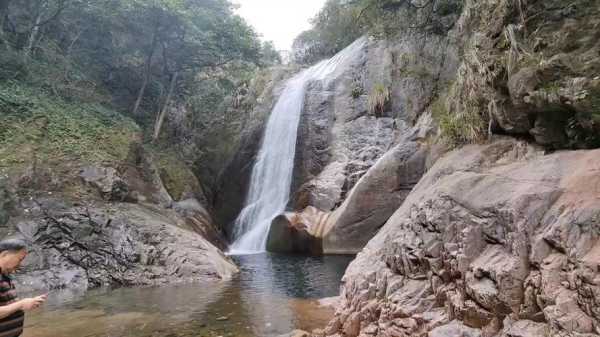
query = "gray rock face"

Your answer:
(323, 138), (600, 336)
(429, 321), (482, 337)
(80, 166), (129, 202)
(172, 198), (227, 250)
(277, 33), (457, 254)
(292, 34), (456, 213)
(268, 140), (429, 255)
(323, 140), (428, 254)
(13, 199), (238, 293)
